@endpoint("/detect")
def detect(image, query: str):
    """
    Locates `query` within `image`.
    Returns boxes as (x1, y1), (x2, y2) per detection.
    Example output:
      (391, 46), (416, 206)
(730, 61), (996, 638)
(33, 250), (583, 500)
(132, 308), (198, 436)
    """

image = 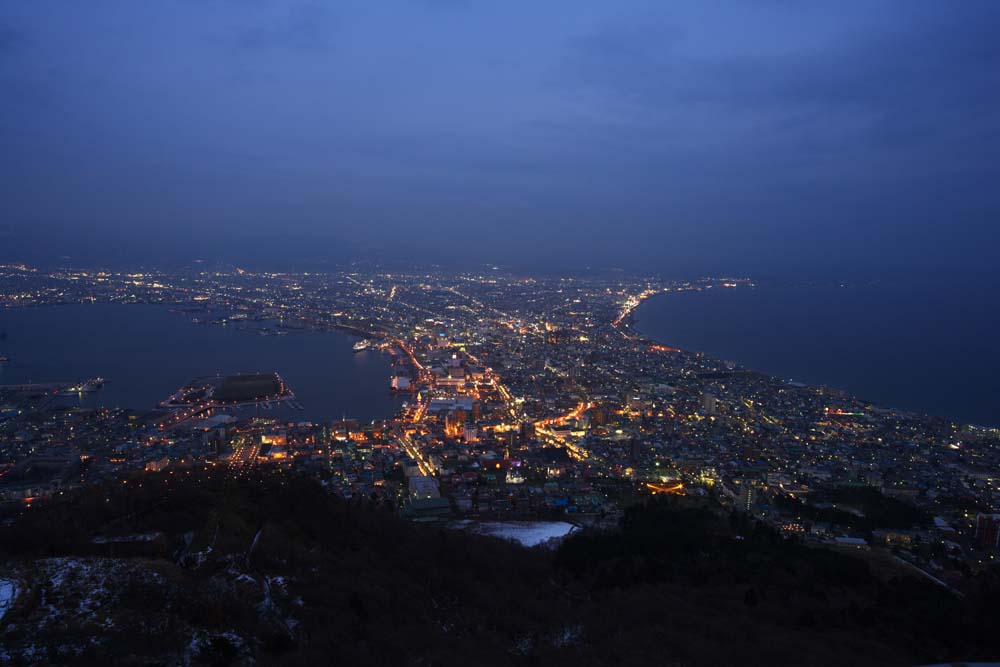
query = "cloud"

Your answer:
(0, 20), (25, 56)
(564, 3), (1000, 157)
(237, 2), (337, 51)
(412, 0), (472, 9)
(0, 0), (998, 275)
